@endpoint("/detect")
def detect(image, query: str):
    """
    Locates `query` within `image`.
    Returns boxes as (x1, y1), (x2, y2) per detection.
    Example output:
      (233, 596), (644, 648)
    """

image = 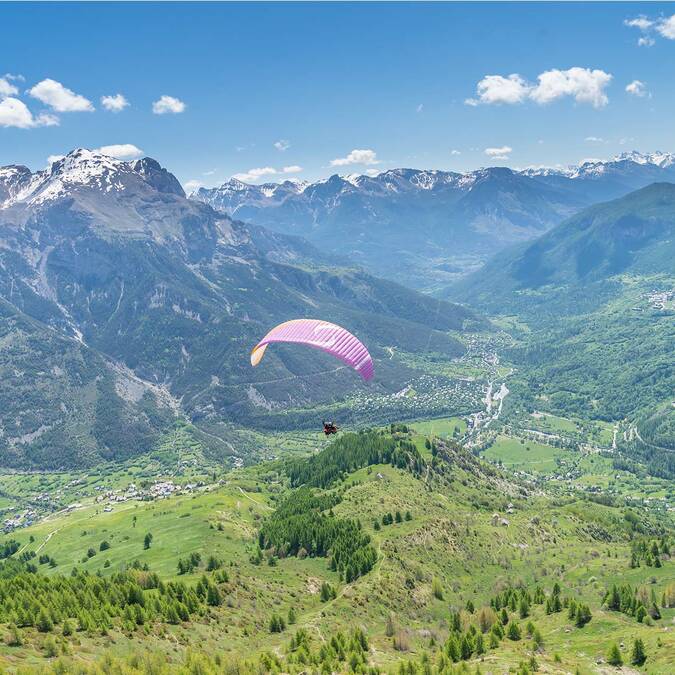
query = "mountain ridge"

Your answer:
(0, 149), (484, 468)
(191, 152), (675, 289)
